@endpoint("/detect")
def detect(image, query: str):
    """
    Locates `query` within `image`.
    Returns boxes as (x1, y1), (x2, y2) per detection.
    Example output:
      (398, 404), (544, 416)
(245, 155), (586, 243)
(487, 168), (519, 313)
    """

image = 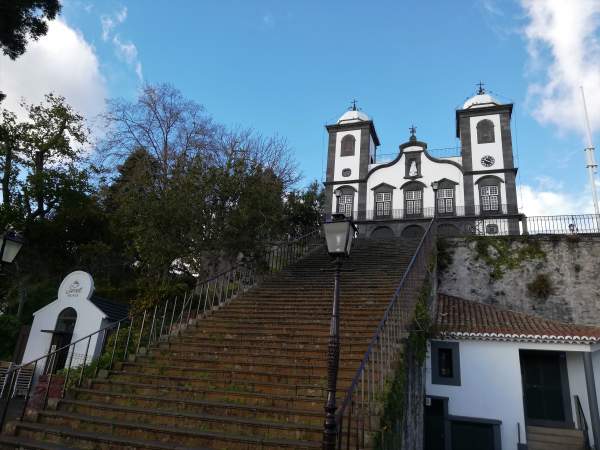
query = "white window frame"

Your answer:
(481, 185), (499, 211)
(405, 190), (423, 216)
(437, 188), (454, 214)
(375, 192), (392, 217)
(337, 193), (354, 217)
